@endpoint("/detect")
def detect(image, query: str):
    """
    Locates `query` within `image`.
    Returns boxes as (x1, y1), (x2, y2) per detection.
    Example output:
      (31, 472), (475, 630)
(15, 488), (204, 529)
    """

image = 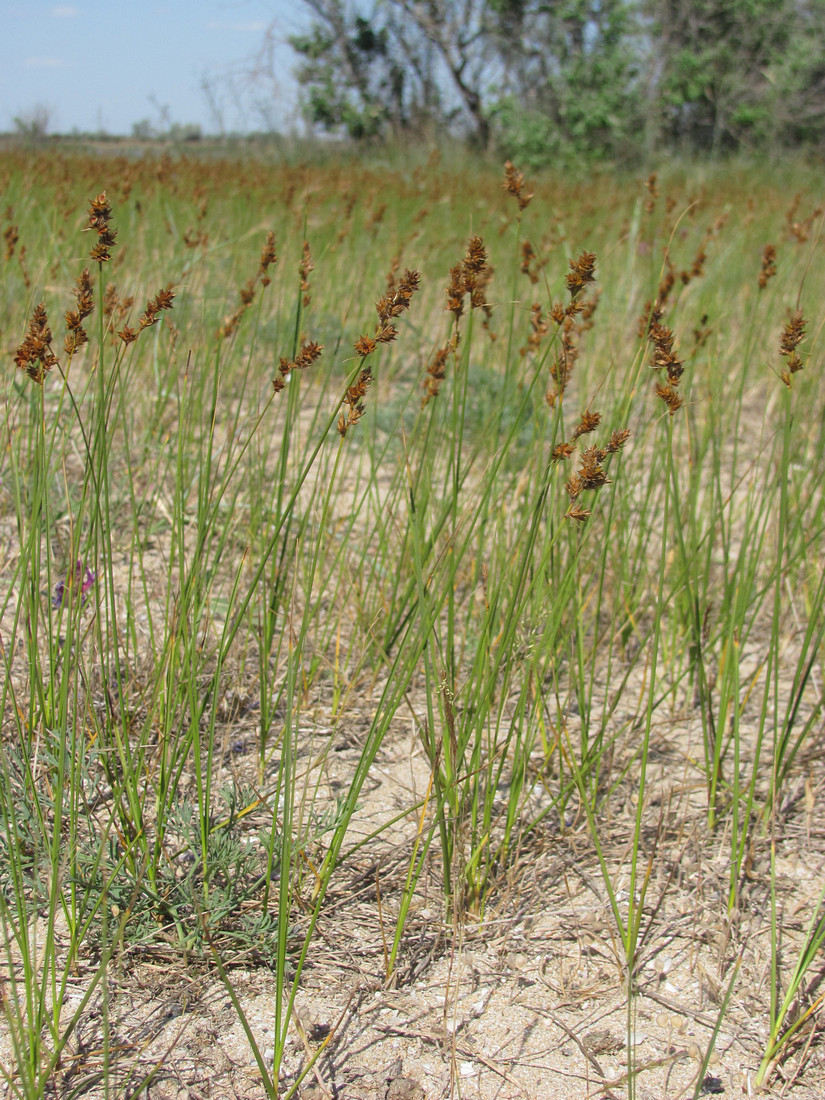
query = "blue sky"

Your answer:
(1, 1), (309, 135)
